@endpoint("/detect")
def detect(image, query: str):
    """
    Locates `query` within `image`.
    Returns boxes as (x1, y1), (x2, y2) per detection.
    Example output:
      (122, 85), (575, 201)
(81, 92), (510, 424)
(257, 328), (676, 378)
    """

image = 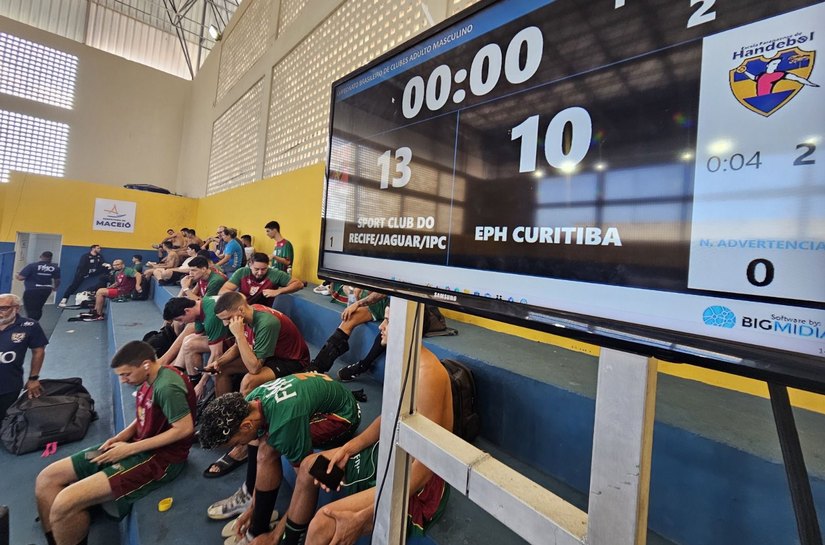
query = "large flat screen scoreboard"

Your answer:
(319, 0), (825, 386)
